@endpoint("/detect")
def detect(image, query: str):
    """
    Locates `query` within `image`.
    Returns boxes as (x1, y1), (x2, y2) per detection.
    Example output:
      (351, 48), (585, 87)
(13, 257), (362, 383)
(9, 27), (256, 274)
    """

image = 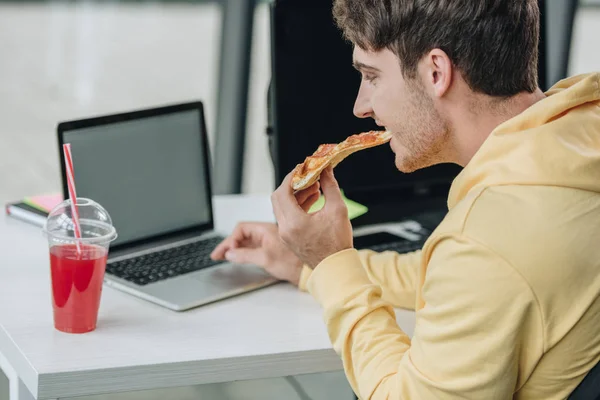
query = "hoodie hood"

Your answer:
(448, 73), (600, 209)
